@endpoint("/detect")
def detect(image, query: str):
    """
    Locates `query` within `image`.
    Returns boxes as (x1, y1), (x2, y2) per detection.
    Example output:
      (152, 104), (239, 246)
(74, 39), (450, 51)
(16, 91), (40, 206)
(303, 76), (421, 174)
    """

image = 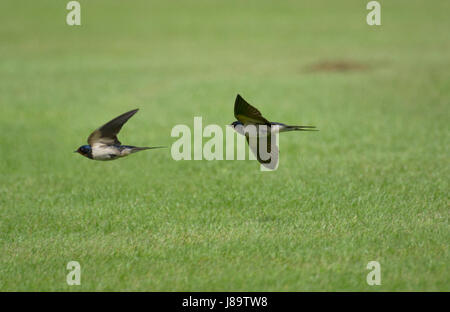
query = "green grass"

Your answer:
(0, 0), (448, 291)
